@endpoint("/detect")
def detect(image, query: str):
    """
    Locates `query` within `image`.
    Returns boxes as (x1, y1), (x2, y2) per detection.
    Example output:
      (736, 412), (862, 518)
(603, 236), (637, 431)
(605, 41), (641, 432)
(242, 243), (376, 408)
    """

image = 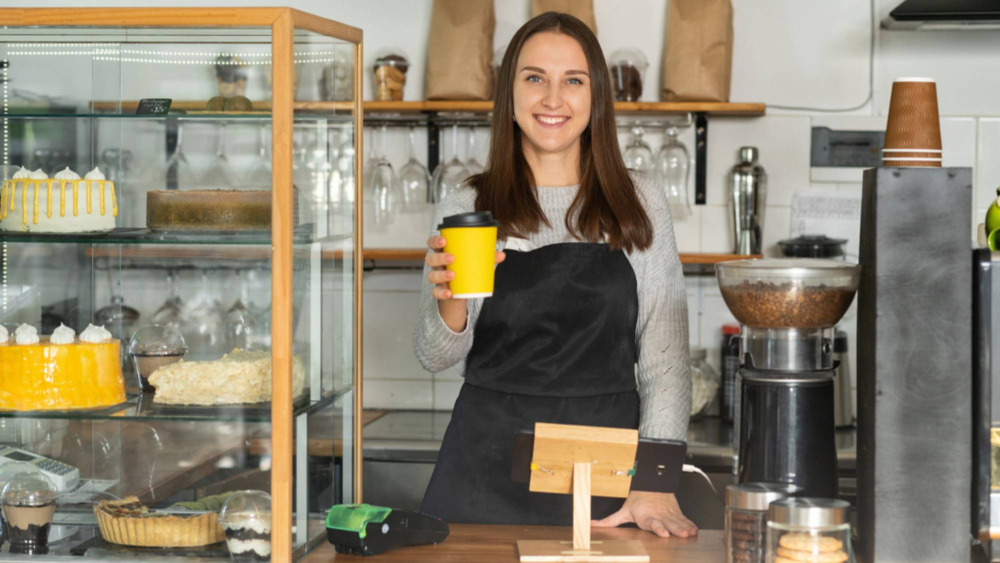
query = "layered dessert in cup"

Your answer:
(220, 490), (271, 562)
(1, 472), (58, 554)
